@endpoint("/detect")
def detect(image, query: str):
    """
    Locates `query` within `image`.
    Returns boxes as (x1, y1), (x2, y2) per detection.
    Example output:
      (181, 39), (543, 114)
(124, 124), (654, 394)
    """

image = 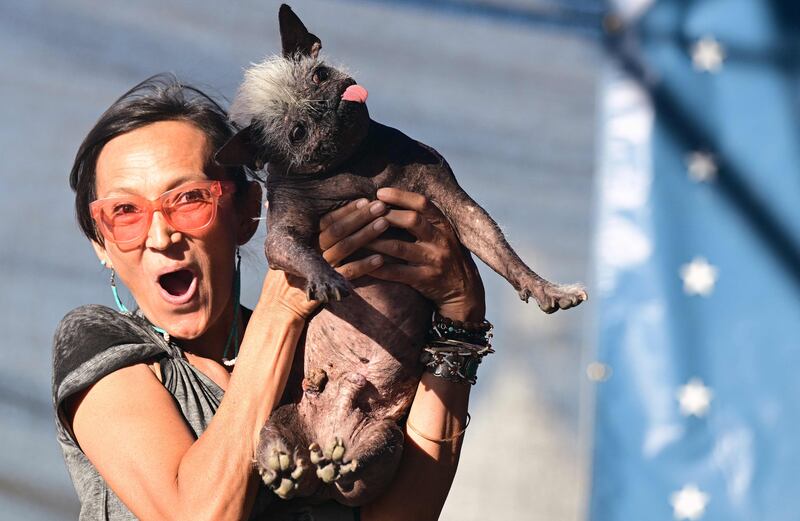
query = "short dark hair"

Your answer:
(69, 73), (253, 243)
